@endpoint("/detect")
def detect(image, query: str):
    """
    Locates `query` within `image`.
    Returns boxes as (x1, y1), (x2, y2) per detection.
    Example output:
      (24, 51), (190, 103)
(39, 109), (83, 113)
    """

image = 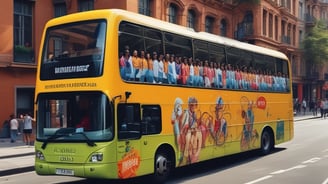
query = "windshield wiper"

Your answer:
(41, 128), (96, 149)
(74, 132), (97, 147)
